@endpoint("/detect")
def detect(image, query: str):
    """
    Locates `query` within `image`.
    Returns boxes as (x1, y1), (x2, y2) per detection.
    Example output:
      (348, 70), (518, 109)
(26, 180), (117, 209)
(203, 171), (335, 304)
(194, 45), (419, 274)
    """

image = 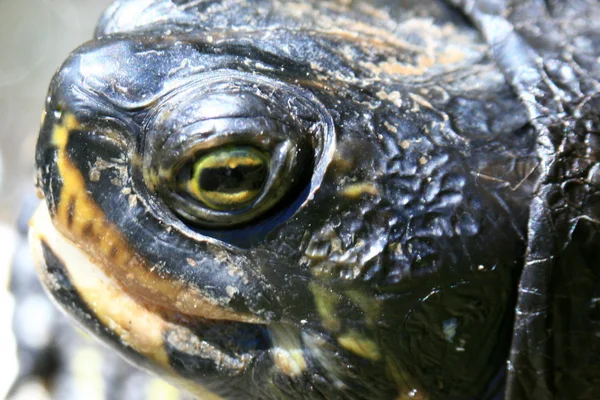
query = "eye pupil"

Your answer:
(189, 146), (268, 211)
(199, 164), (266, 192)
